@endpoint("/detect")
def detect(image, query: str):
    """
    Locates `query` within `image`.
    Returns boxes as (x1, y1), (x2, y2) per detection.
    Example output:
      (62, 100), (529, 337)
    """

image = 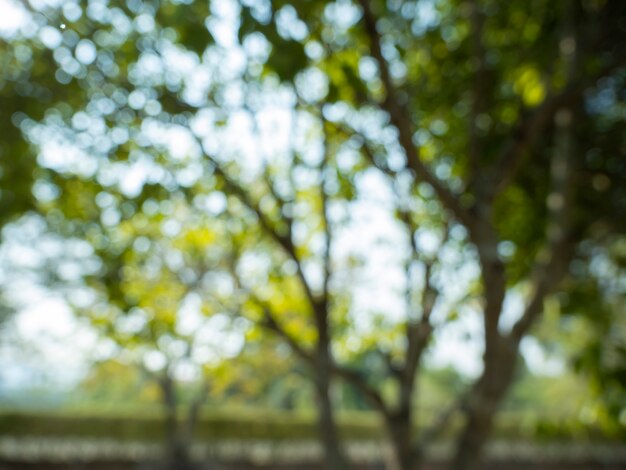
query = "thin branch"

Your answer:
(416, 390), (469, 452)
(490, 89), (575, 198)
(262, 165), (288, 208)
(357, 0), (472, 227)
(16, 0), (38, 15)
(201, 151), (319, 312)
(331, 362), (387, 413)
(467, 0), (489, 183)
(404, 262), (437, 381)
(233, 250), (386, 417)
(186, 379), (210, 437)
(377, 348), (404, 380)
(490, 54), (626, 199)
(228, 261), (318, 366)
(319, 111), (333, 310)
(260, 304), (317, 367)
(339, 120), (398, 181)
(510, 106), (575, 341)
(511, 0), (579, 341)
(245, 100), (294, 232)
(251, 298), (386, 434)
(360, 138), (396, 179)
